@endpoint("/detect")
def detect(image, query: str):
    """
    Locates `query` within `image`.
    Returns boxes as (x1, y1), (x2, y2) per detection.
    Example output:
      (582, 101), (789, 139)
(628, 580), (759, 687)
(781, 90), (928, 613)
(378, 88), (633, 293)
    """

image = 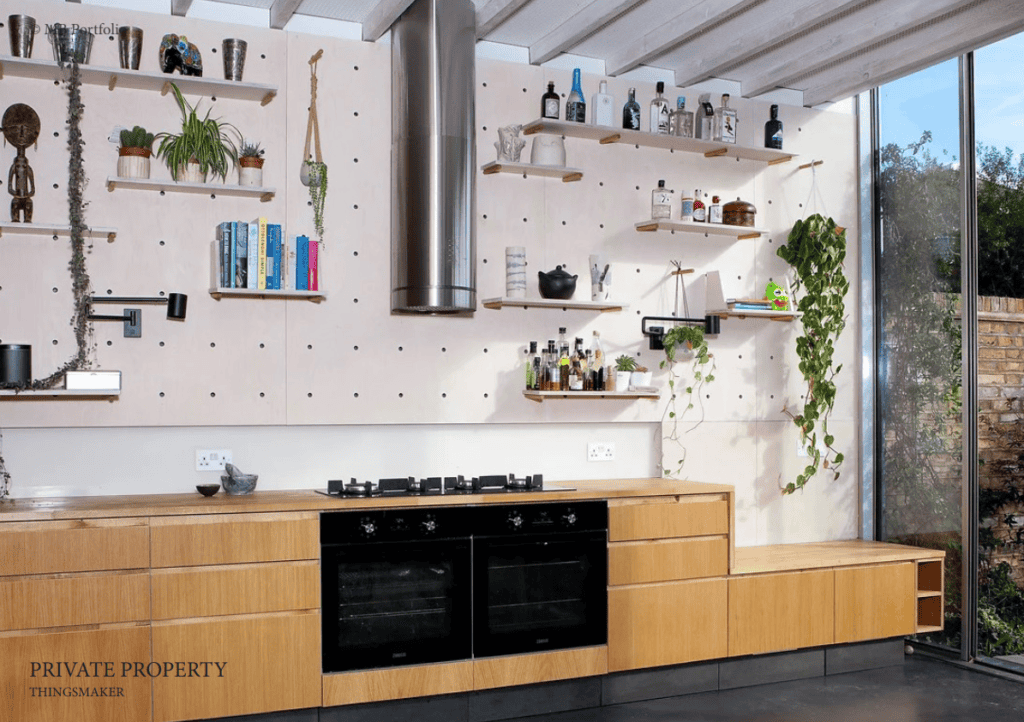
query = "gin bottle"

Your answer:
(622, 87), (641, 130)
(764, 104), (783, 149)
(652, 180), (674, 220)
(591, 80), (615, 127)
(541, 81), (559, 120)
(670, 97), (694, 138)
(566, 68), (586, 123)
(650, 81), (670, 134)
(713, 94), (737, 144)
